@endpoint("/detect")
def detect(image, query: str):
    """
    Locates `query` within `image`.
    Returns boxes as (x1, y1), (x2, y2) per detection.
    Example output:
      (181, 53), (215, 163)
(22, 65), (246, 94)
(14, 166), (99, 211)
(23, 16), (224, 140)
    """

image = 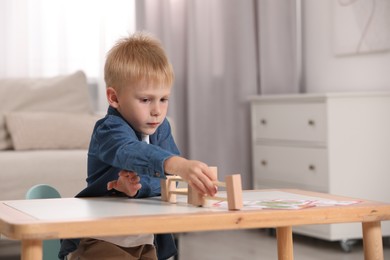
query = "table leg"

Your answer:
(276, 226), (294, 260)
(362, 221), (384, 260)
(21, 239), (43, 260)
